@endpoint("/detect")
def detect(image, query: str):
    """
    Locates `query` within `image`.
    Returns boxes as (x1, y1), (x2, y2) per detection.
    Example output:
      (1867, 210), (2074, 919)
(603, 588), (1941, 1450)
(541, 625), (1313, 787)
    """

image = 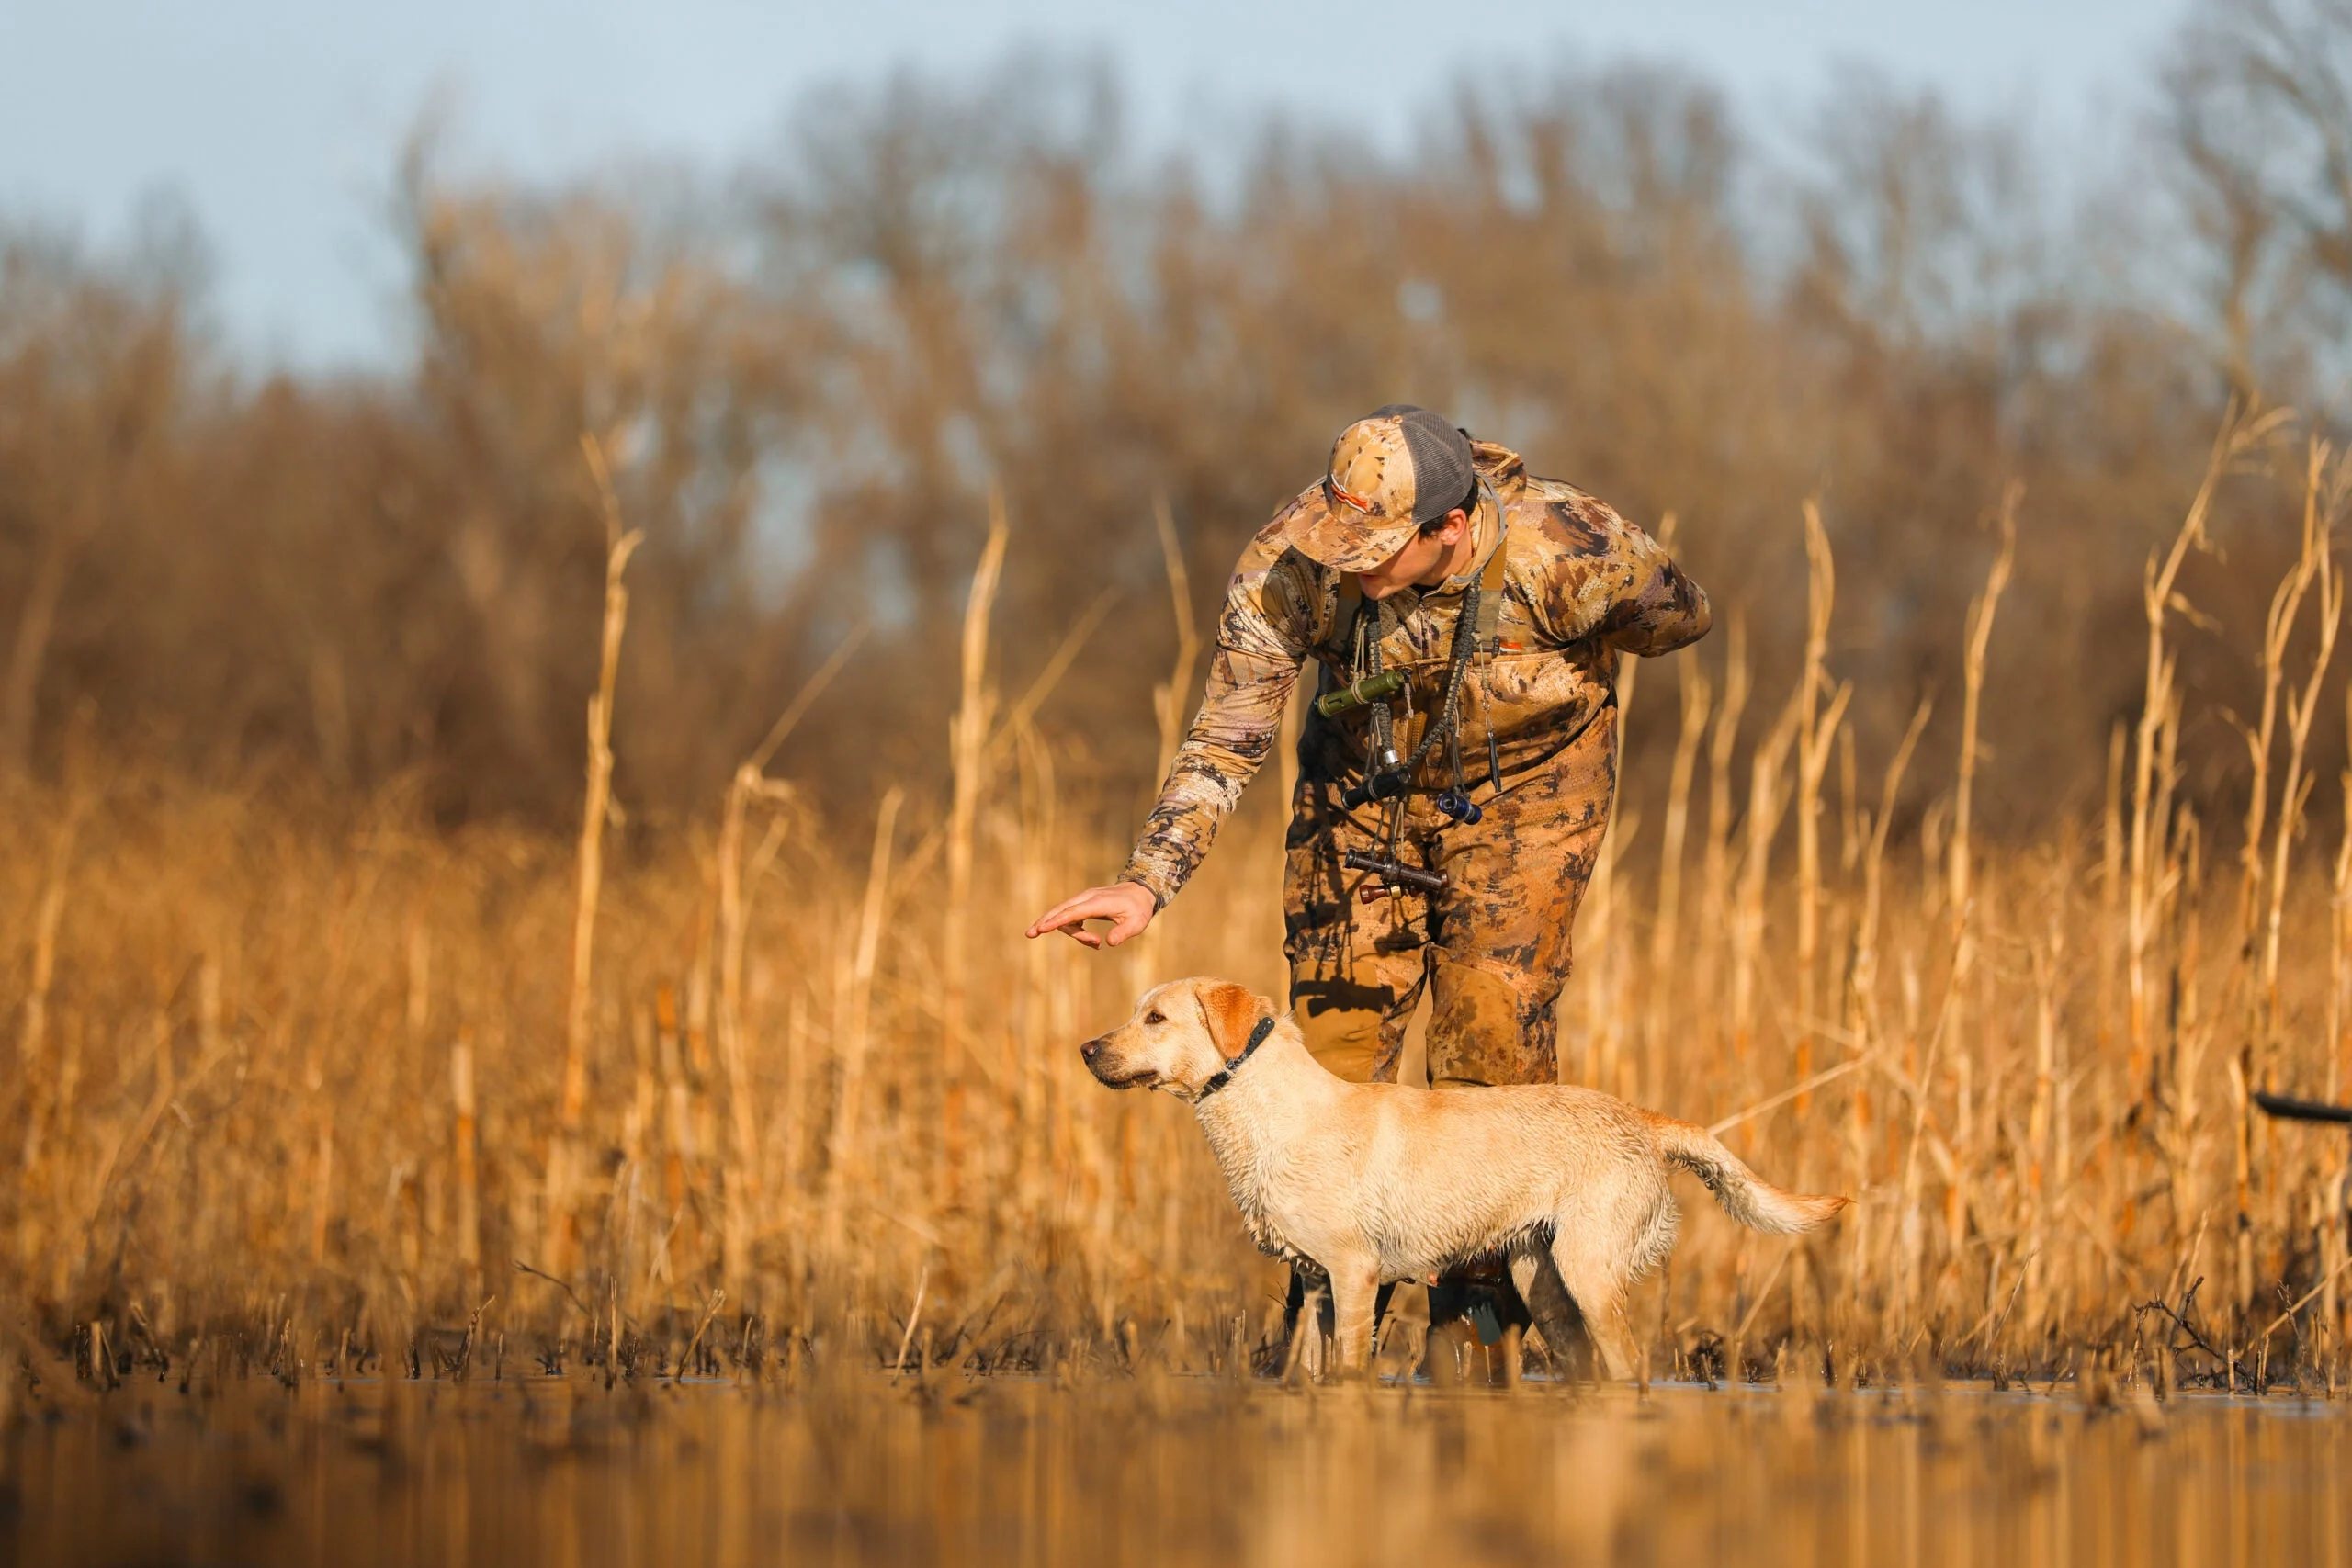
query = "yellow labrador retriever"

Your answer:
(1081, 976), (1849, 1379)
